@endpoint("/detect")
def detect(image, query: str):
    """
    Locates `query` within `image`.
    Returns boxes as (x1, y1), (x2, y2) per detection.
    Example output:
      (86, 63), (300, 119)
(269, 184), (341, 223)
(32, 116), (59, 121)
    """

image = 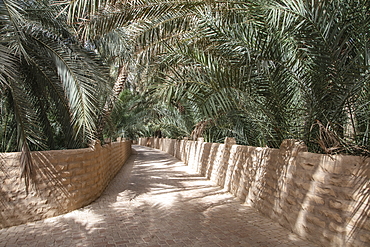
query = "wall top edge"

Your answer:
(140, 137), (370, 160)
(0, 140), (130, 156)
